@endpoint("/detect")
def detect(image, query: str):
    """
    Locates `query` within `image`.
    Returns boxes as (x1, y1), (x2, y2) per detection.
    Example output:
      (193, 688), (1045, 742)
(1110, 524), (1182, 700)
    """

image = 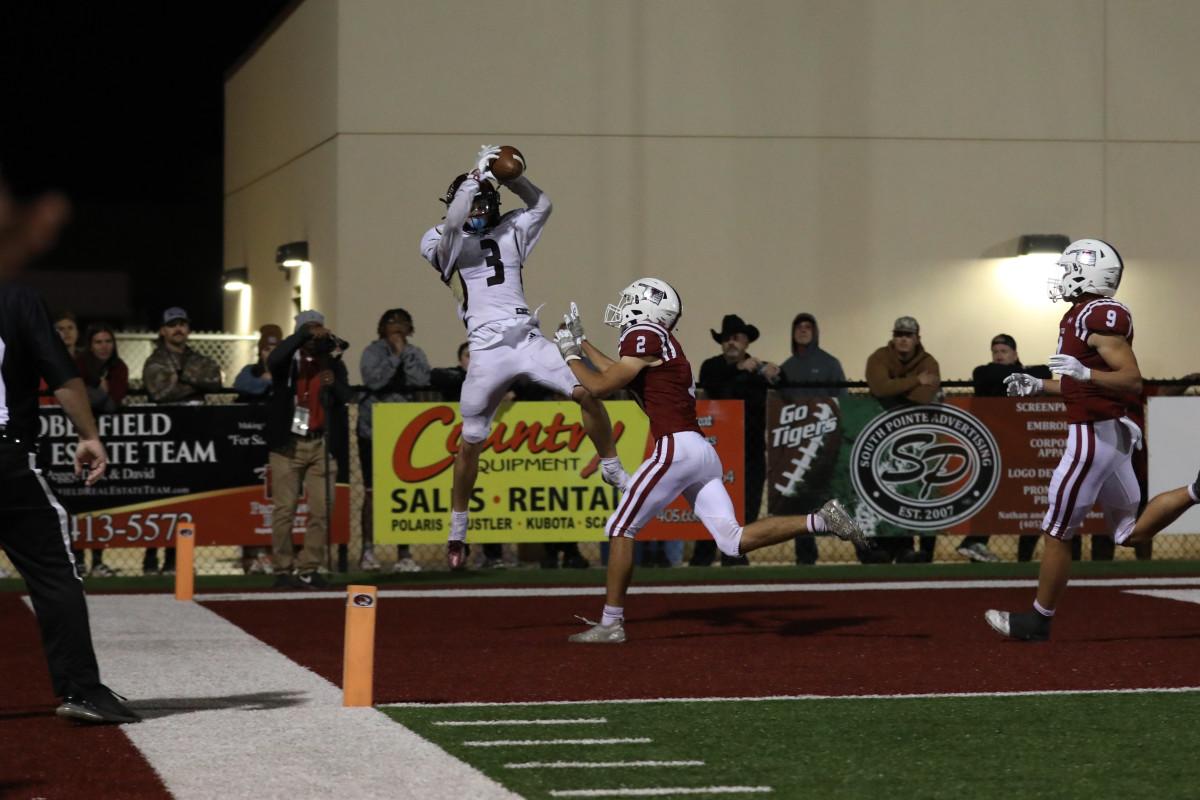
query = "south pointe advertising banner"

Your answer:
(767, 395), (1112, 539)
(37, 405), (349, 548)
(374, 400), (743, 544)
